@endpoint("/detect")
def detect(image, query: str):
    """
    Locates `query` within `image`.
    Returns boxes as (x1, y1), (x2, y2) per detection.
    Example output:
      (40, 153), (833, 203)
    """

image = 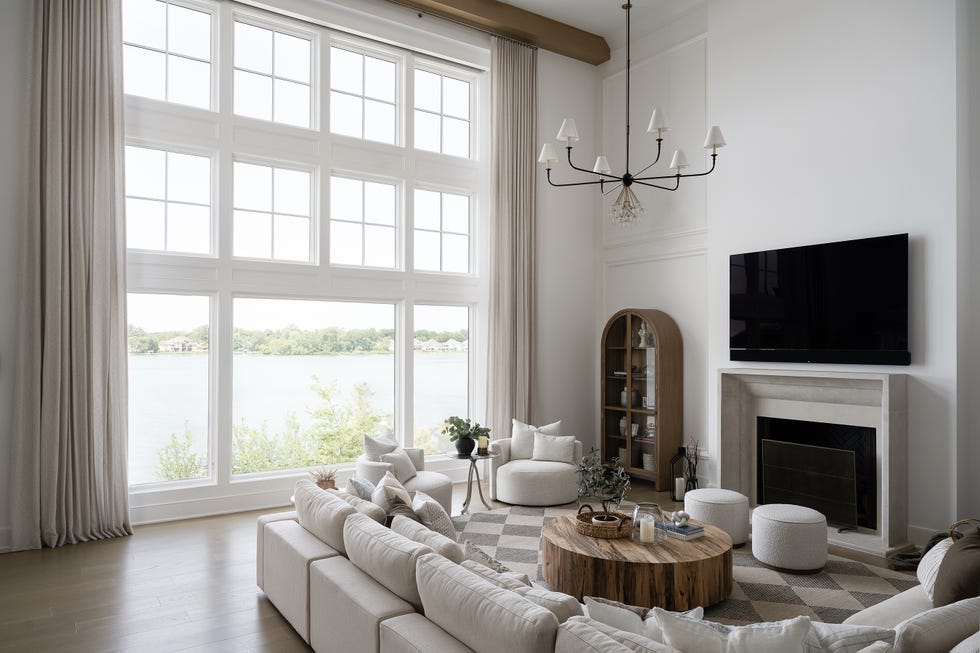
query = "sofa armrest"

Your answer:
(405, 447), (425, 471)
(489, 438), (512, 500)
(573, 440), (583, 465)
(356, 455), (393, 486)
